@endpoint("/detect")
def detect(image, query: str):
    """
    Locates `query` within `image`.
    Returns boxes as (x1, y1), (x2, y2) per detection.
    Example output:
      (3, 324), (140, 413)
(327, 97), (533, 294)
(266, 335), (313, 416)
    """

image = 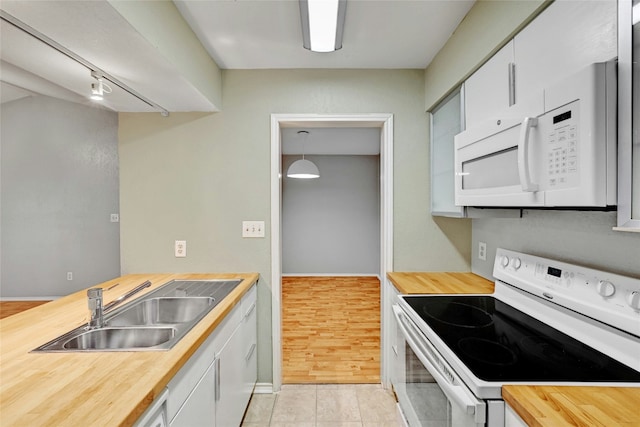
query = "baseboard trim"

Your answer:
(253, 383), (274, 394)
